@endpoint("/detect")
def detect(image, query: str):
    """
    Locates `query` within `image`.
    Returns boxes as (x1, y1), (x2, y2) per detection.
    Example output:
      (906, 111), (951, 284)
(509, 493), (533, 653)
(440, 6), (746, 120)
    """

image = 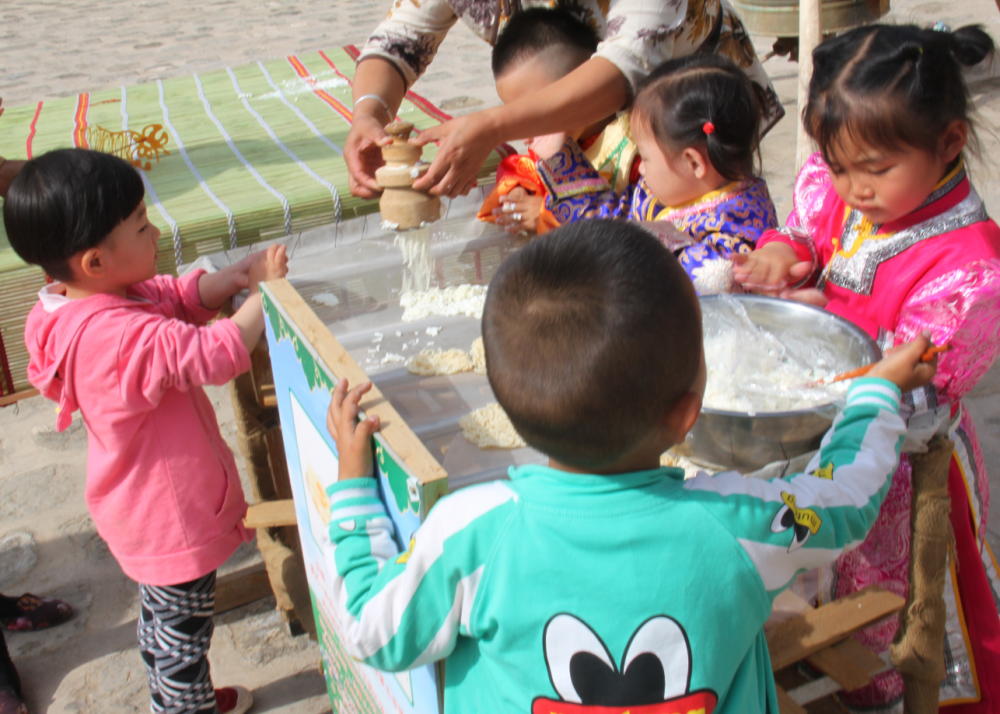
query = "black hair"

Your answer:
(632, 53), (763, 182)
(492, 7), (599, 78)
(3, 148), (145, 282)
(482, 219), (702, 469)
(805, 24), (994, 163)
